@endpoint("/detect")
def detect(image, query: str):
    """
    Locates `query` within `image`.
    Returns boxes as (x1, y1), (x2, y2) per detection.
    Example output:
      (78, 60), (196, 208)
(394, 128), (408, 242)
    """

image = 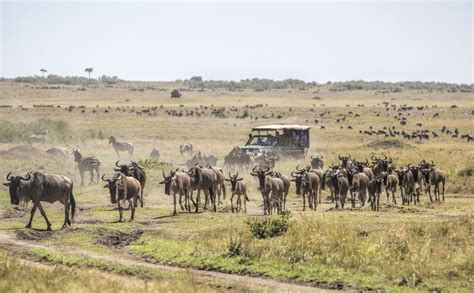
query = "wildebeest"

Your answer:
(310, 155), (324, 169)
(225, 172), (249, 213)
(102, 173), (141, 222)
(354, 159), (374, 181)
(149, 148), (160, 159)
(114, 161), (146, 207)
(381, 170), (398, 204)
(395, 167), (415, 205)
(160, 169), (193, 214)
(271, 171), (290, 210)
(4, 171), (75, 230)
(73, 148), (101, 186)
(420, 161), (446, 202)
(346, 169), (369, 208)
(334, 169), (350, 209)
(367, 178), (383, 211)
(185, 152), (218, 169)
(180, 143), (193, 156)
(109, 136), (134, 156)
(187, 165), (217, 212)
(250, 166), (281, 215)
(207, 164), (226, 205)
